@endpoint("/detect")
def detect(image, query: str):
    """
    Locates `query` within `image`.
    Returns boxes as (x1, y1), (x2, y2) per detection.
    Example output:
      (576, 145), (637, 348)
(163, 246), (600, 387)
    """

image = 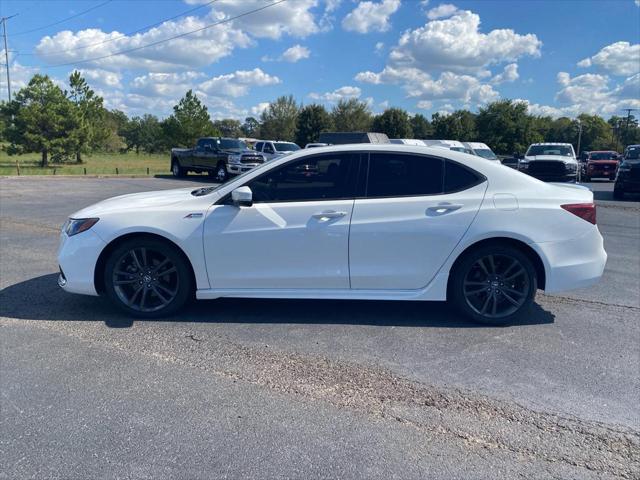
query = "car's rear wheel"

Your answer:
(211, 162), (228, 183)
(171, 159), (185, 177)
(449, 245), (537, 326)
(103, 238), (192, 318)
